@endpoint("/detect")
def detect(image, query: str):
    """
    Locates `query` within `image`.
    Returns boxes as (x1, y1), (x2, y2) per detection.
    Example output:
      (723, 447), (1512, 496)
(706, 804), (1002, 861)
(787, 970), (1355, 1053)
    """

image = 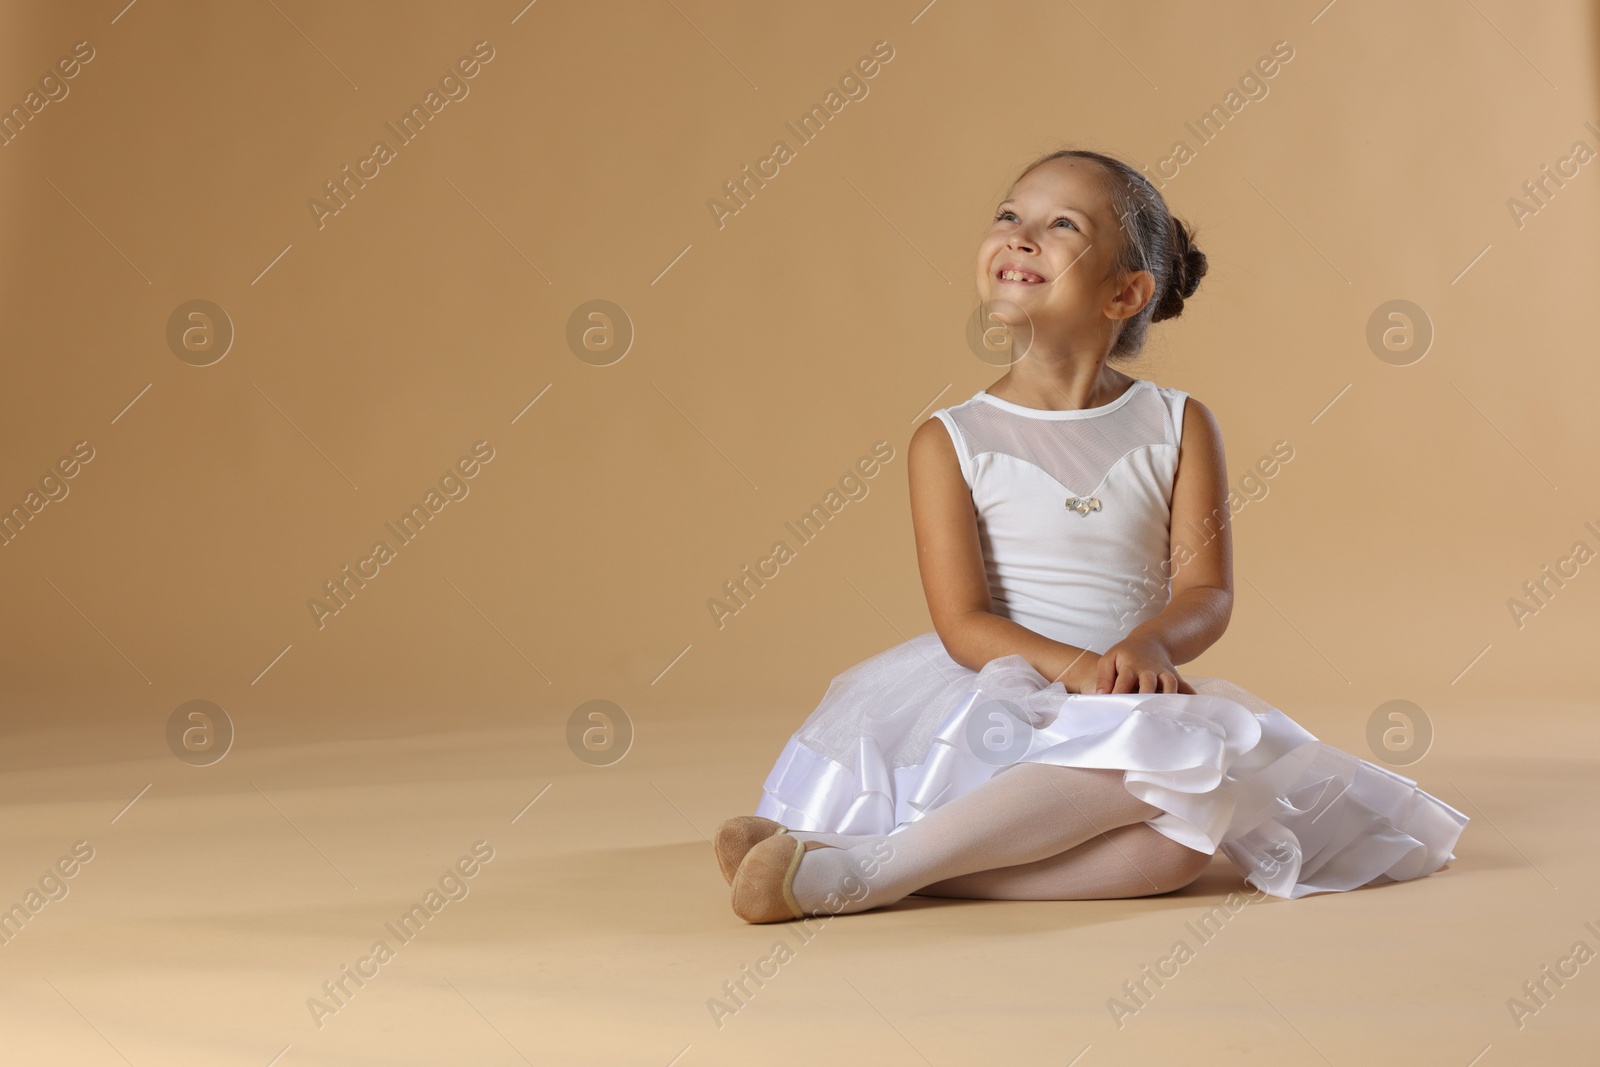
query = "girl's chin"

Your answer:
(982, 286), (1047, 305)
